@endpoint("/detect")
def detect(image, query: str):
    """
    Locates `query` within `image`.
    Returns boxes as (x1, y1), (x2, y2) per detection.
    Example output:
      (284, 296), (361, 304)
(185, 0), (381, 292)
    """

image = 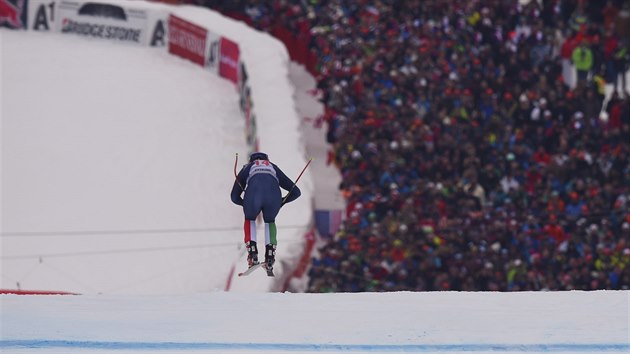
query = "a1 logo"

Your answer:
(31, 1), (55, 31)
(150, 19), (166, 47)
